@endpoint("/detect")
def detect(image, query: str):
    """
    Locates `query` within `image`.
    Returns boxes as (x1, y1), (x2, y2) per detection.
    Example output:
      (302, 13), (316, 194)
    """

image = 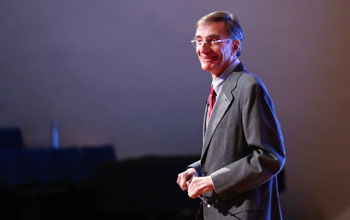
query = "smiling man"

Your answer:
(177, 11), (286, 220)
